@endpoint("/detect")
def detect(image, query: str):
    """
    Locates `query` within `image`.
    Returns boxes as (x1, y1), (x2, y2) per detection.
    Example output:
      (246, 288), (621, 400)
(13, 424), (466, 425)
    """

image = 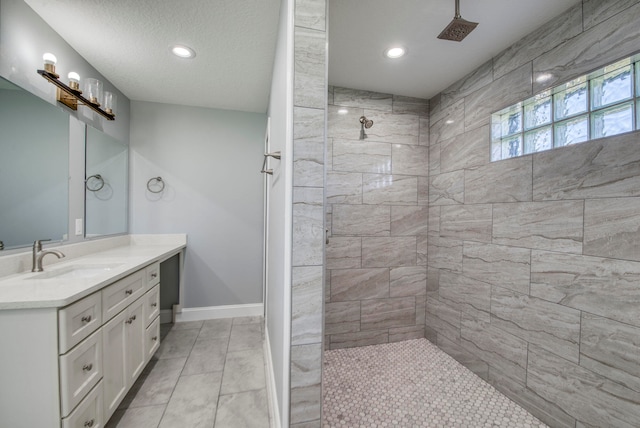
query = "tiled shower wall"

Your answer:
(426, 1), (640, 427)
(325, 87), (429, 350)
